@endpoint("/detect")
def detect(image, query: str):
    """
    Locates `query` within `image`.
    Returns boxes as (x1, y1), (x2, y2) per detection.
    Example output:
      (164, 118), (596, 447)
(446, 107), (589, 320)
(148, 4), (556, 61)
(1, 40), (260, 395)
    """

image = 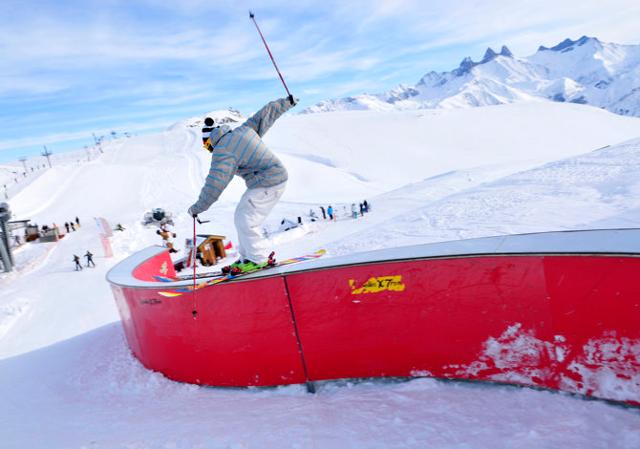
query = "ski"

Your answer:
(159, 249), (326, 296)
